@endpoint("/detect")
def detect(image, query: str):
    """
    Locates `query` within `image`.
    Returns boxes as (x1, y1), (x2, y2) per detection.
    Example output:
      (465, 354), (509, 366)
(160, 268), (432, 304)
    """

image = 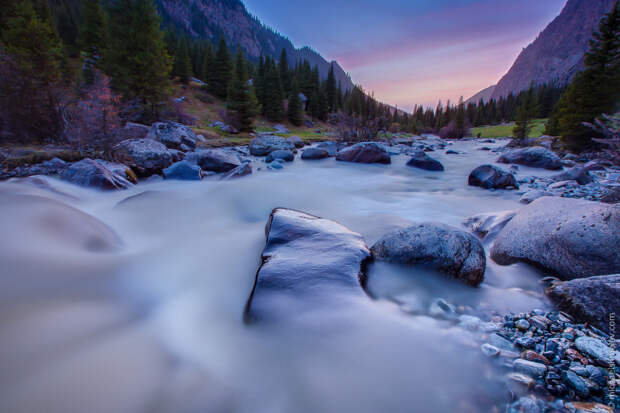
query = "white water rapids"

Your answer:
(0, 138), (559, 412)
